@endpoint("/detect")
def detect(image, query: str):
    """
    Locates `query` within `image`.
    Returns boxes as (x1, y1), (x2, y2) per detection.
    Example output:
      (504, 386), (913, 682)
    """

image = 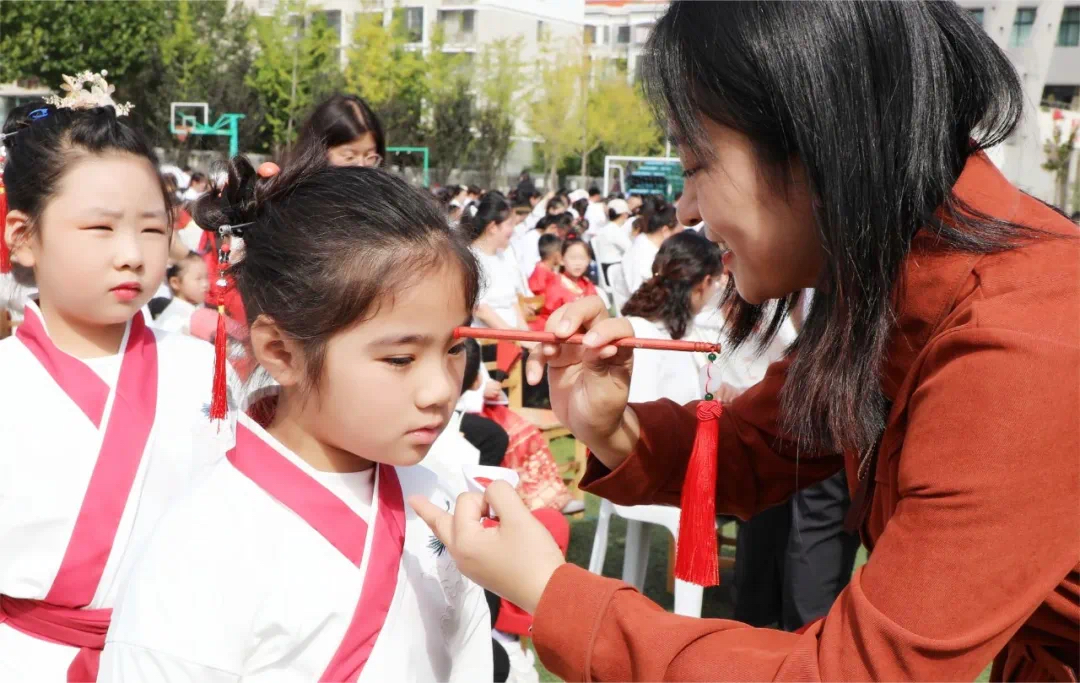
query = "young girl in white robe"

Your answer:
(99, 152), (493, 682)
(0, 91), (221, 680)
